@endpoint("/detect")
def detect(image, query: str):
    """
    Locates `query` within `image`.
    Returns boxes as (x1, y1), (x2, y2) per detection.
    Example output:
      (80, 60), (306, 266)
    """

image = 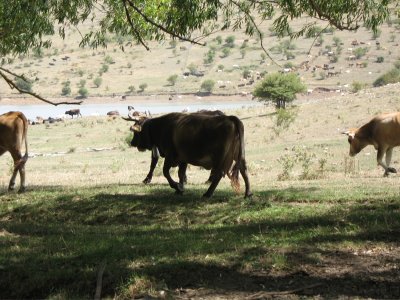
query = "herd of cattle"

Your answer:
(1, 108), (400, 196)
